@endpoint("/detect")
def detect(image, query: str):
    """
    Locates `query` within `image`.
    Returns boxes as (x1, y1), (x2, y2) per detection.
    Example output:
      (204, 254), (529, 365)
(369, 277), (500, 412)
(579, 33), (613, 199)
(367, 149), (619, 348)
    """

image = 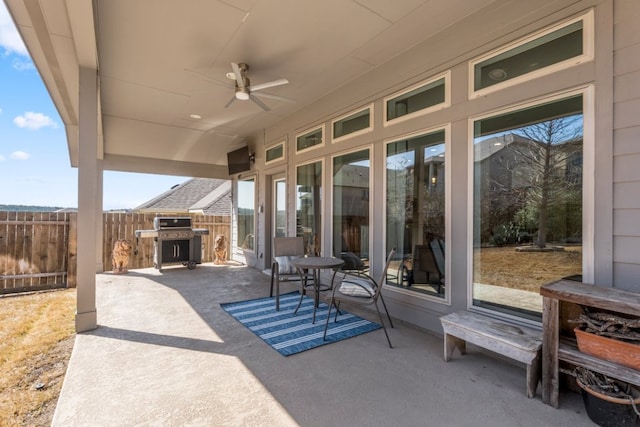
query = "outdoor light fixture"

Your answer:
(235, 88), (250, 100)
